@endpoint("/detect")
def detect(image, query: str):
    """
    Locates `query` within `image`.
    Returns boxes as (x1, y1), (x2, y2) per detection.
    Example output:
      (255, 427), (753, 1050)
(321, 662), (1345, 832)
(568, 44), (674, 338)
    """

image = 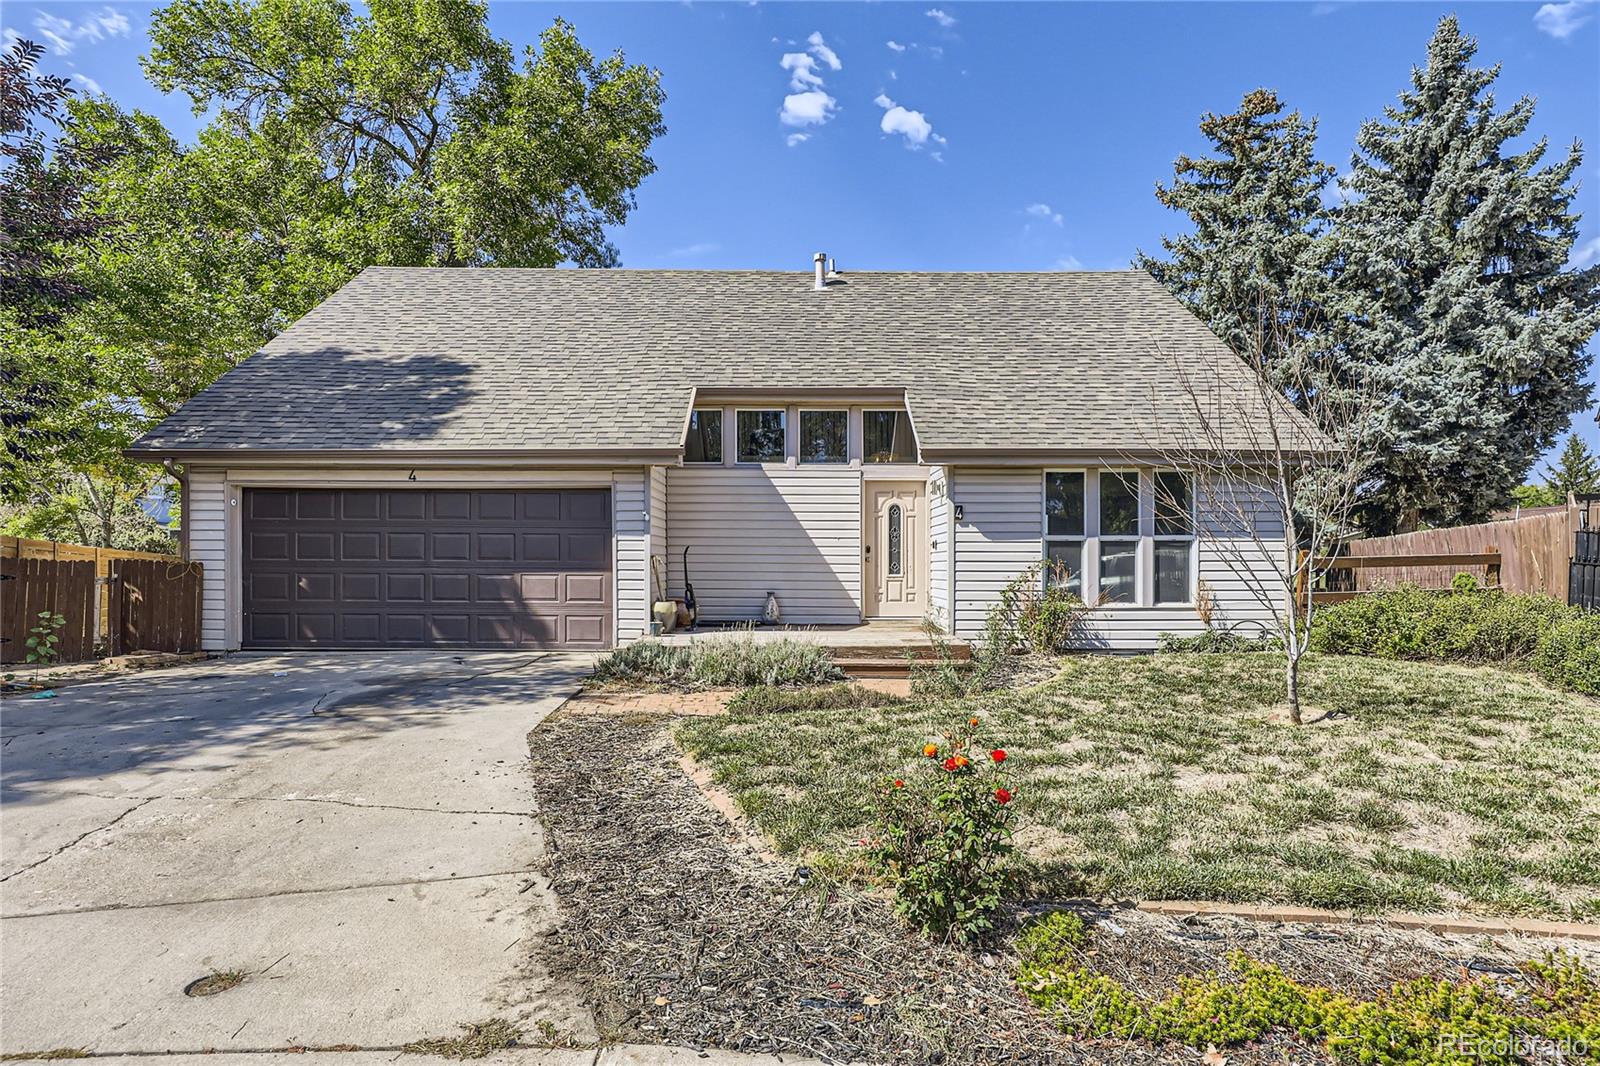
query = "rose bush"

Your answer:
(866, 715), (1018, 942)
